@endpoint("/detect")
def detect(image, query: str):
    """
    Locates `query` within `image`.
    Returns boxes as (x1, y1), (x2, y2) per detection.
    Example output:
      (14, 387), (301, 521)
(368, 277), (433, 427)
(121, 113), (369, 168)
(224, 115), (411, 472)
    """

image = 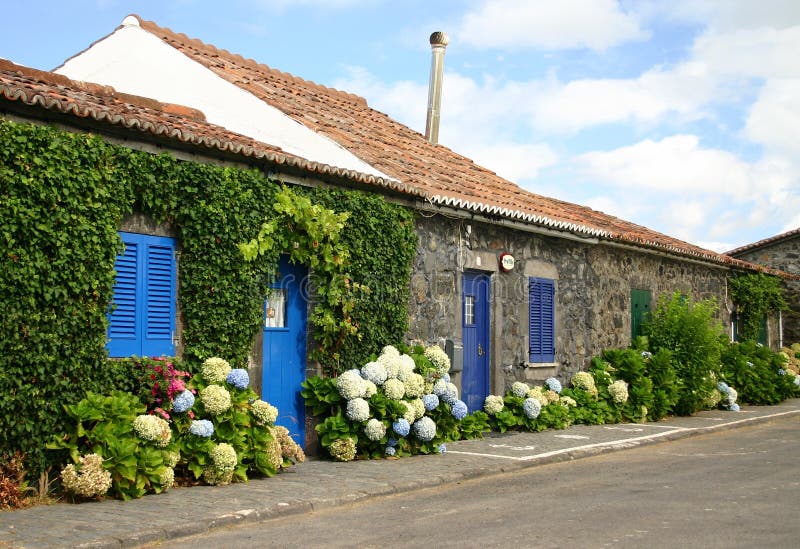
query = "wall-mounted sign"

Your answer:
(499, 252), (515, 272)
